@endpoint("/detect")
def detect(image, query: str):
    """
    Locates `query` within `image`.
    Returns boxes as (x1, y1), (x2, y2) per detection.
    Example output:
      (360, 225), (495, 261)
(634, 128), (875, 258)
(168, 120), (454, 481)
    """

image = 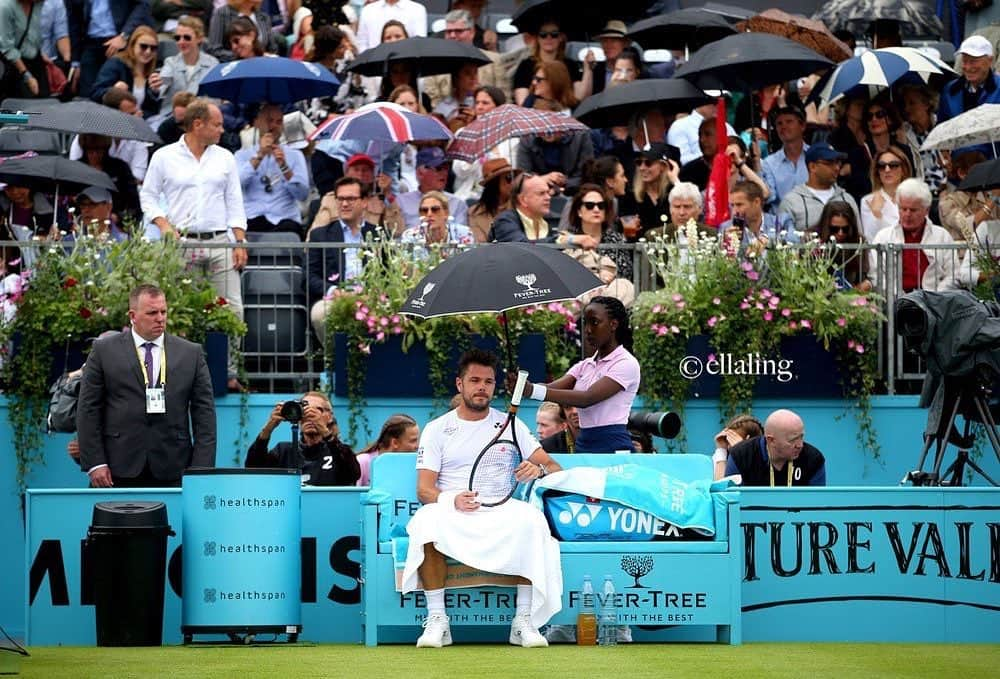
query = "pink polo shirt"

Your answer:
(567, 345), (641, 429)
